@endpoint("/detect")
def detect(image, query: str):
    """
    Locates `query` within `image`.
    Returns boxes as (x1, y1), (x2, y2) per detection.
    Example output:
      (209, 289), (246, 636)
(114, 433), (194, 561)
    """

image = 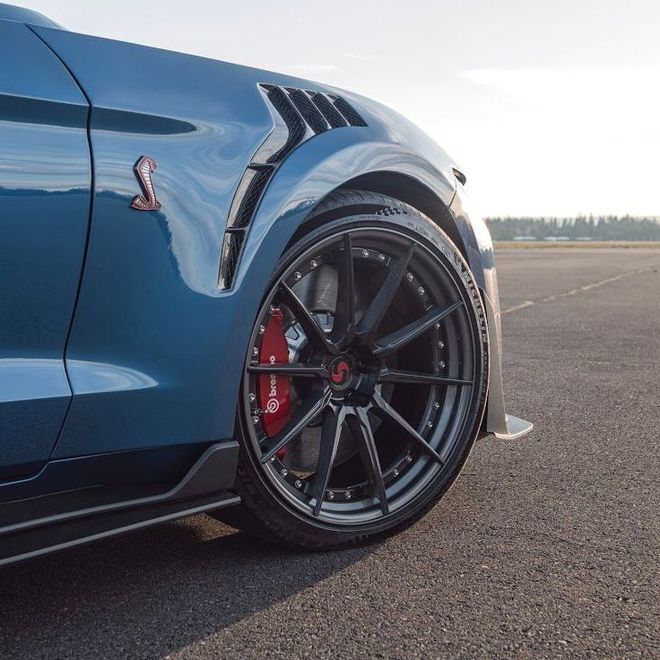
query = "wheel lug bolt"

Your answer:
(252, 346), (259, 356)
(417, 286), (425, 296)
(393, 468), (399, 477)
(406, 455), (413, 463)
(280, 468), (288, 477)
(311, 259), (318, 268)
(434, 322), (441, 330)
(406, 272), (414, 281)
(327, 490), (335, 500)
(378, 254), (386, 262)
(433, 401), (440, 409)
(252, 416), (260, 424)
(439, 361), (446, 369)
(345, 490), (352, 499)
(270, 456), (276, 462)
(294, 271), (302, 280)
(361, 249), (369, 258)
(295, 479), (303, 488)
(427, 421), (433, 428)
(249, 393), (256, 403)
(259, 325), (266, 334)
(437, 340), (445, 348)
